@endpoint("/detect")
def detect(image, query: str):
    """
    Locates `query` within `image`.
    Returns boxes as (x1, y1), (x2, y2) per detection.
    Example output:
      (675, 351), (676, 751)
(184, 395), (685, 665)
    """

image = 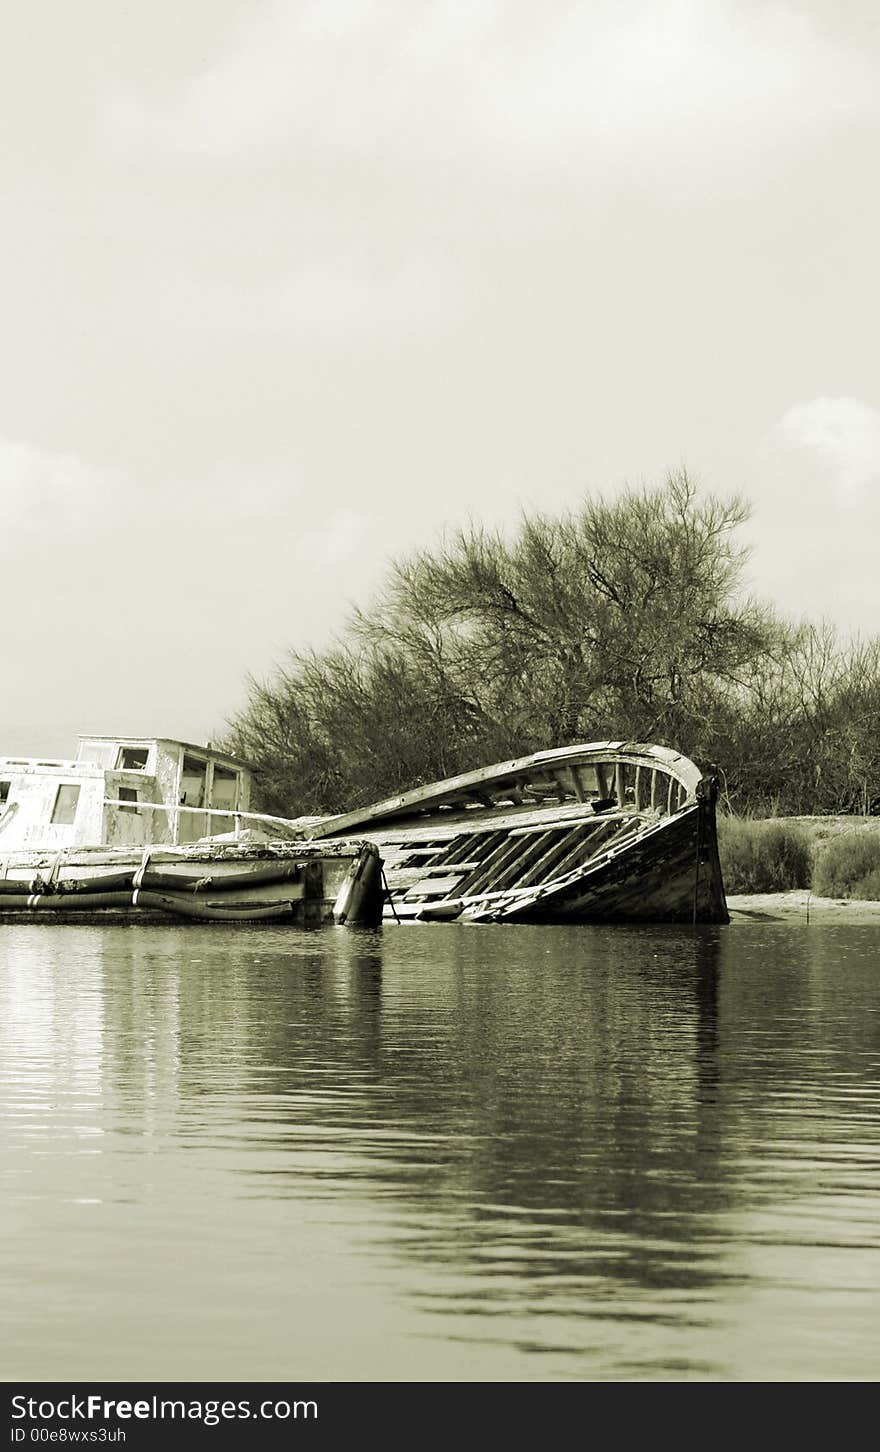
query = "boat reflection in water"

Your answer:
(4, 919), (877, 1380)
